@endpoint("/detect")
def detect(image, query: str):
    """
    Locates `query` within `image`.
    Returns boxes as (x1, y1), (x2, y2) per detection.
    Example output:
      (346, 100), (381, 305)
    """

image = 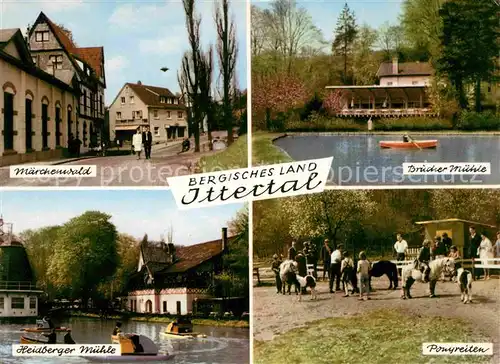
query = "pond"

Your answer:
(274, 134), (500, 185)
(0, 317), (249, 364)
